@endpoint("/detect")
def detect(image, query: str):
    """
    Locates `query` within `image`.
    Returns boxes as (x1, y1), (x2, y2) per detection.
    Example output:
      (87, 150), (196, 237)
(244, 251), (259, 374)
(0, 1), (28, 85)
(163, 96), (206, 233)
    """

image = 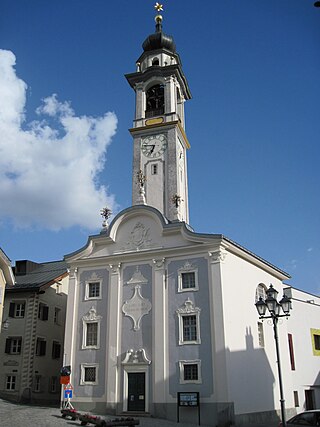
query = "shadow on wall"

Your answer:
(226, 327), (280, 426)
